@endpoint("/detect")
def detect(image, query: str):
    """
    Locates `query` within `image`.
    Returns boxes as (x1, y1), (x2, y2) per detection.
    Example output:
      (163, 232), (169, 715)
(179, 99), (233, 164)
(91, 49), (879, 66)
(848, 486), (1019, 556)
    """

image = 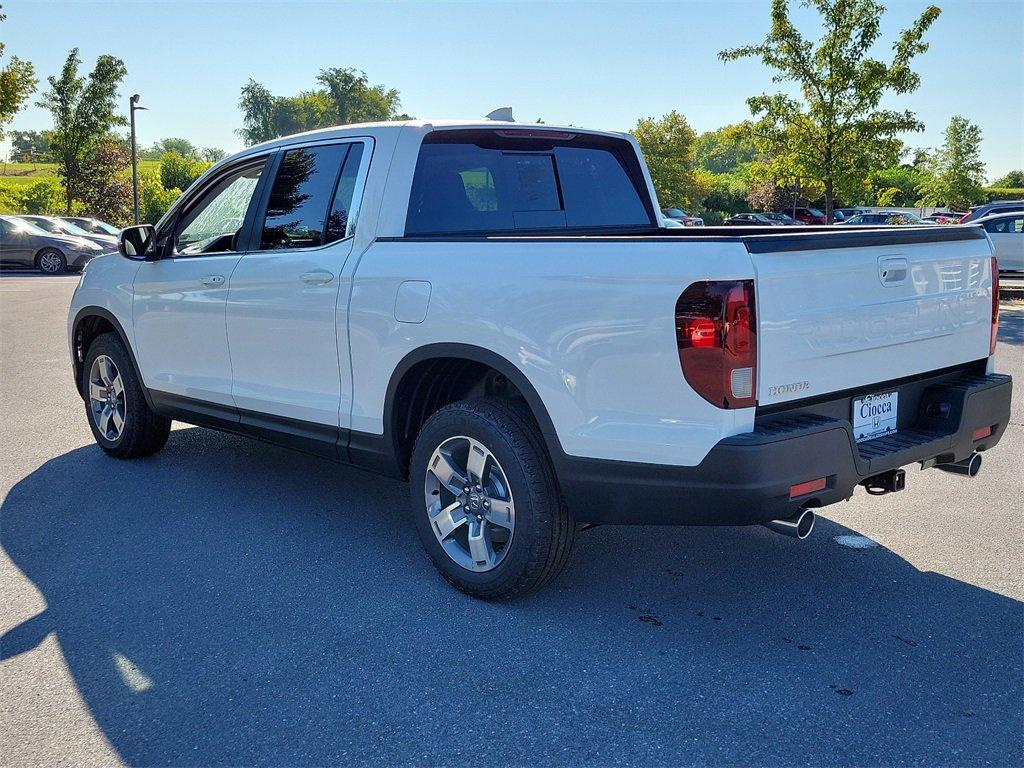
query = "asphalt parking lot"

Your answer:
(1, 273), (1022, 767)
